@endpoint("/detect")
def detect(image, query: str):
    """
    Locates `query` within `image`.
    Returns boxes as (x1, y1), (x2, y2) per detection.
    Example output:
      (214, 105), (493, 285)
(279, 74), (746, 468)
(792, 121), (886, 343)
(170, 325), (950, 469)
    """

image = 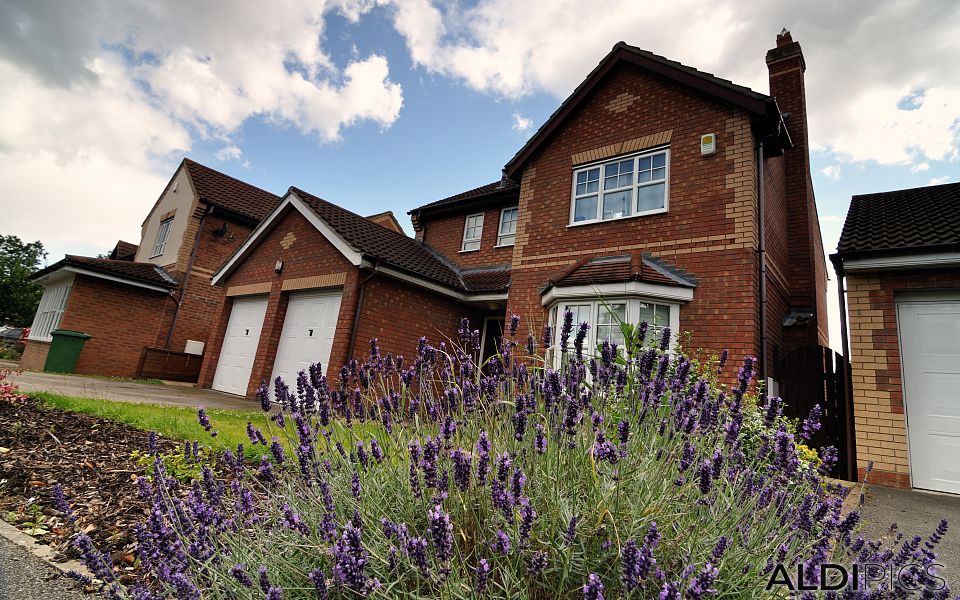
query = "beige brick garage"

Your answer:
(834, 182), (960, 492)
